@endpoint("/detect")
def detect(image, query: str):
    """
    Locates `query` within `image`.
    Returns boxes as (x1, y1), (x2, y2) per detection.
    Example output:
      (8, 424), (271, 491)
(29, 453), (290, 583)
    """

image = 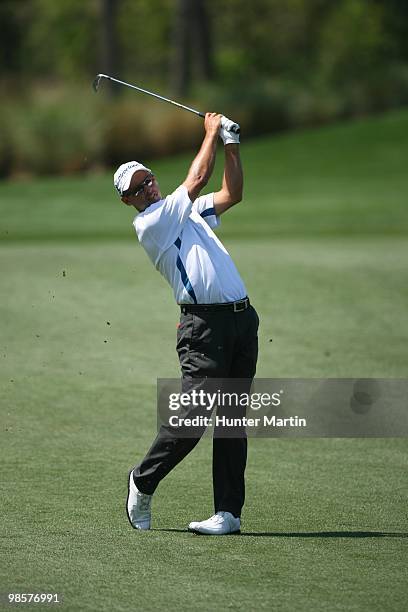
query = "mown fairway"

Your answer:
(1, 110), (407, 611)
